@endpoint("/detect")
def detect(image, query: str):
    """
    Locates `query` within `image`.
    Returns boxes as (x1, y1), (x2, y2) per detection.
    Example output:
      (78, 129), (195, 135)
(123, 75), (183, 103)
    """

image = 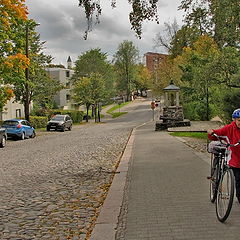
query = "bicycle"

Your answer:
(207, 133), (240, 222)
